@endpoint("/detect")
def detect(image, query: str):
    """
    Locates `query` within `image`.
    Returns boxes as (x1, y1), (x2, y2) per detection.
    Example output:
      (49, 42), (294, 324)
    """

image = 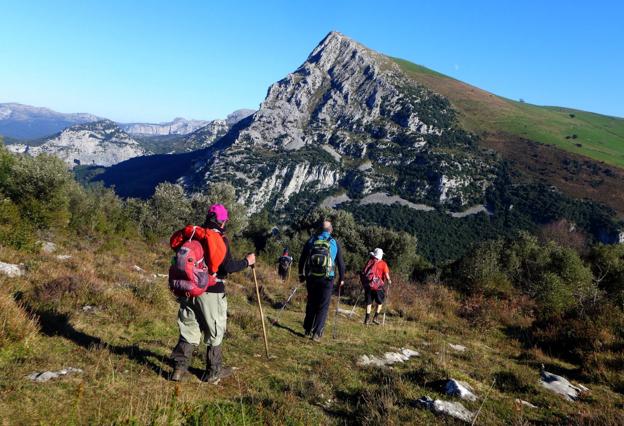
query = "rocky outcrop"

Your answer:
(181, 32), (494, 213)
(180, 119), (229, 151)
(12, 121), (146, 167)
(121, 117), (210, 136)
